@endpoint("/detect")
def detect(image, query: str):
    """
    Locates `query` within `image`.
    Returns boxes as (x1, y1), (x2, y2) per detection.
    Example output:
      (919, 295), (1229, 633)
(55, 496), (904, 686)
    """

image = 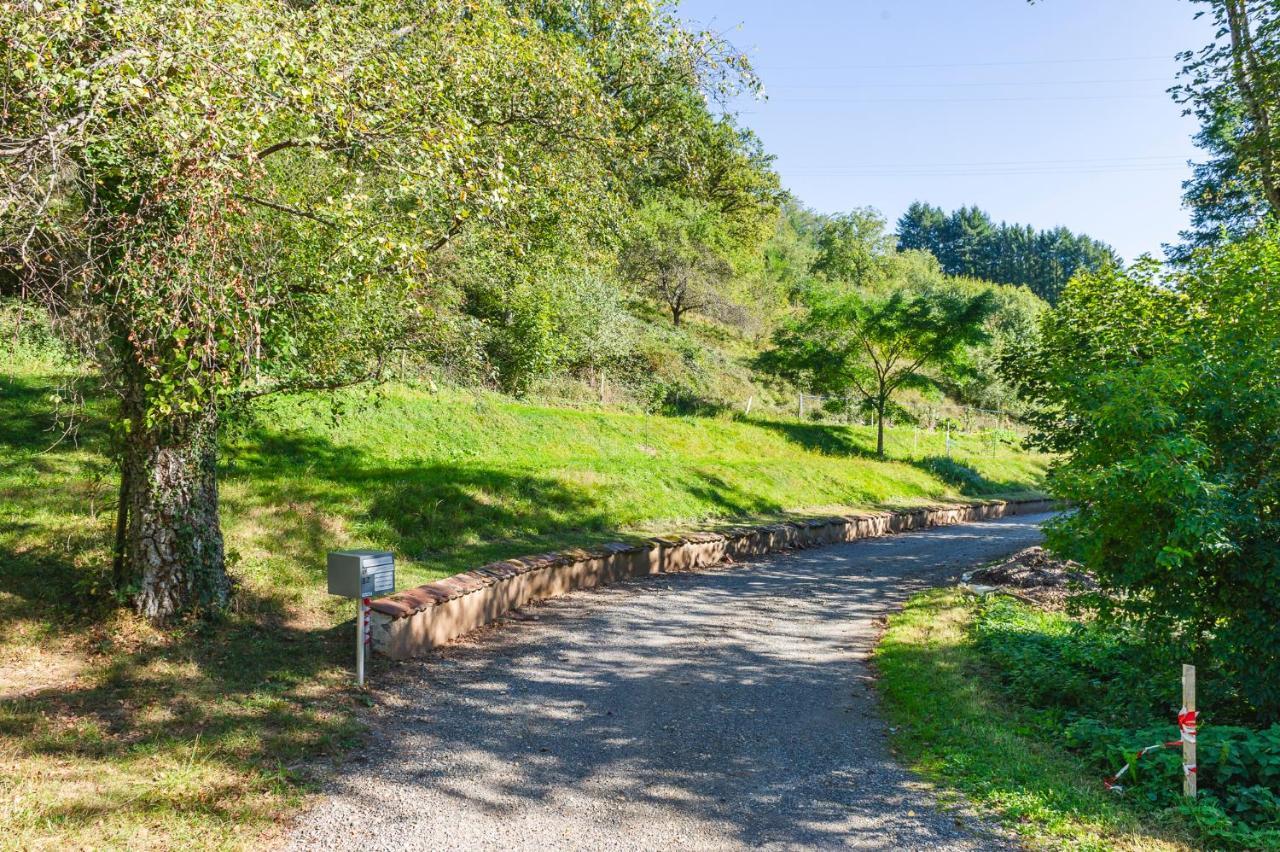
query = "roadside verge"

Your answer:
(874, 587), (1191, 850)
